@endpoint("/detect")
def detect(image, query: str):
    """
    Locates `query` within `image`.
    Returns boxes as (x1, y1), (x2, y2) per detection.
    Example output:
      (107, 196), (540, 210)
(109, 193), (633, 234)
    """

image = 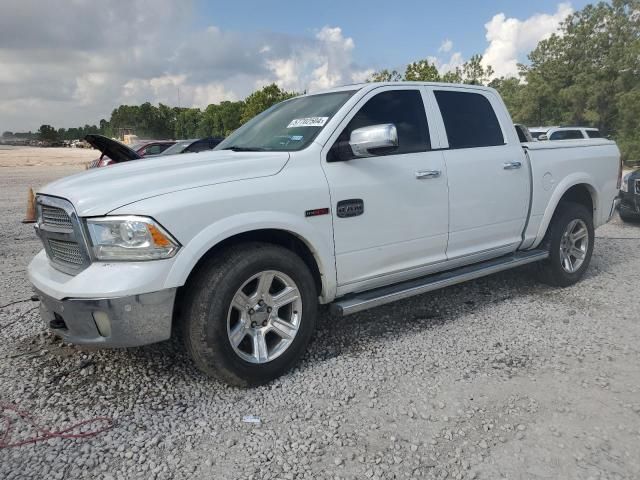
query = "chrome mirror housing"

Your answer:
(349, 124), (398, 158)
